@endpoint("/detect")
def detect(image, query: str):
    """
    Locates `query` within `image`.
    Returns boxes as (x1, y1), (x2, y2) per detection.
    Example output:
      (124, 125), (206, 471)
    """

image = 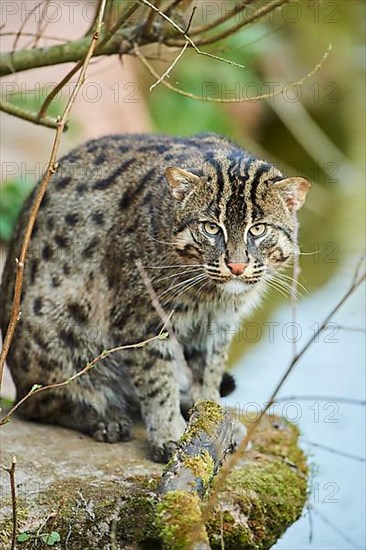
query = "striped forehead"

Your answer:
(200, 148), (283, 230)
(216, 156), (282, 226)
